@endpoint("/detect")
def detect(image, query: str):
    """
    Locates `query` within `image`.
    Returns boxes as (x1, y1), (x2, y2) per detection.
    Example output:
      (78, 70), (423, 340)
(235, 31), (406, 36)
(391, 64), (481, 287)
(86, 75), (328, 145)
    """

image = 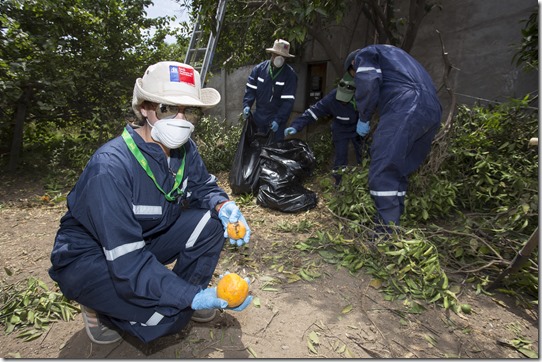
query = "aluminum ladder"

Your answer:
(184, 0), (227, 85)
